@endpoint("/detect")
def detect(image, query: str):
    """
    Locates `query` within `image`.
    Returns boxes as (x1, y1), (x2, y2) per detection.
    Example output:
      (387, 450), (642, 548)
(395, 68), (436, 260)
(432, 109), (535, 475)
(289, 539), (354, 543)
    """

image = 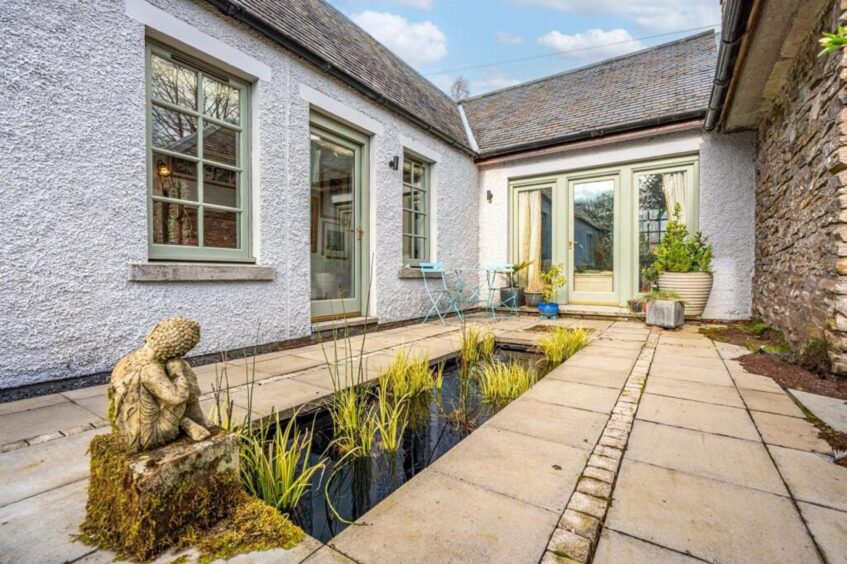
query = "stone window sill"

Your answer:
(397, 265), (441, 279)
(128, 263), (276, 282)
